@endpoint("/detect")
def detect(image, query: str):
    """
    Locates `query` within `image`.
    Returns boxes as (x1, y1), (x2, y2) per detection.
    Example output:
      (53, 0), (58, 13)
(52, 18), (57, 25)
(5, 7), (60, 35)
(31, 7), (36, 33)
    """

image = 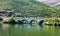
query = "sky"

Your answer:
(37, 0), (60, 3)
(37, 0), (47, 2)
(36, 0), (60, 7)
